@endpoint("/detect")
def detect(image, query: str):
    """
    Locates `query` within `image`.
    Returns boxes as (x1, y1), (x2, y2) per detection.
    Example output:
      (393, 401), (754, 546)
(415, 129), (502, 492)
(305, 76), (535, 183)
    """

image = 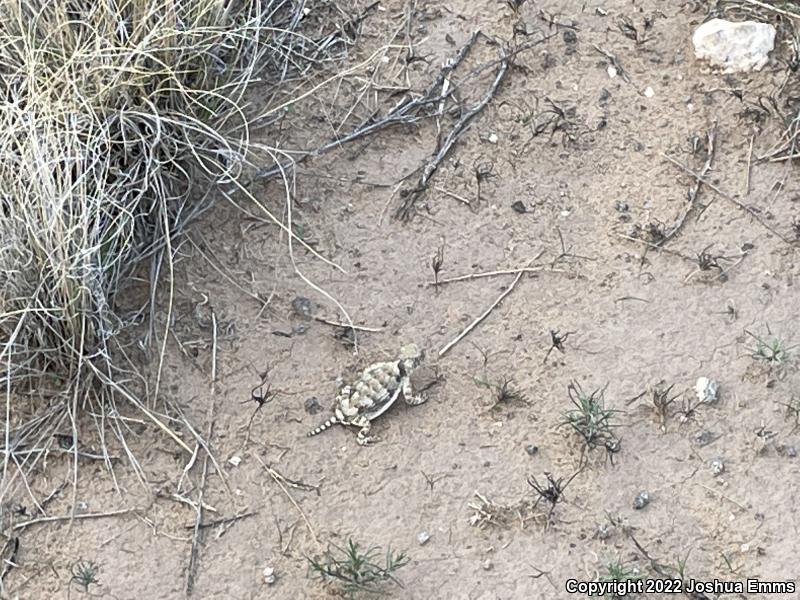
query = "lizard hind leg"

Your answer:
(353, 415), (378, 446)
(402, 376), (427, 406)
